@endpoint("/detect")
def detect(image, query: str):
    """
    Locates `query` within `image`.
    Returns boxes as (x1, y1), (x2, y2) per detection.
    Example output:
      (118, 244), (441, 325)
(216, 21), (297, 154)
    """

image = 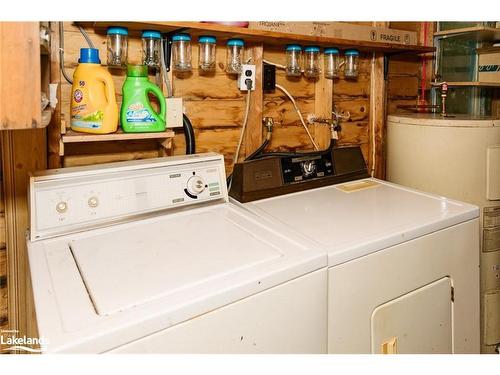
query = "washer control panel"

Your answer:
(29, 154), (227, 241)
(281, 152), (334, 184)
